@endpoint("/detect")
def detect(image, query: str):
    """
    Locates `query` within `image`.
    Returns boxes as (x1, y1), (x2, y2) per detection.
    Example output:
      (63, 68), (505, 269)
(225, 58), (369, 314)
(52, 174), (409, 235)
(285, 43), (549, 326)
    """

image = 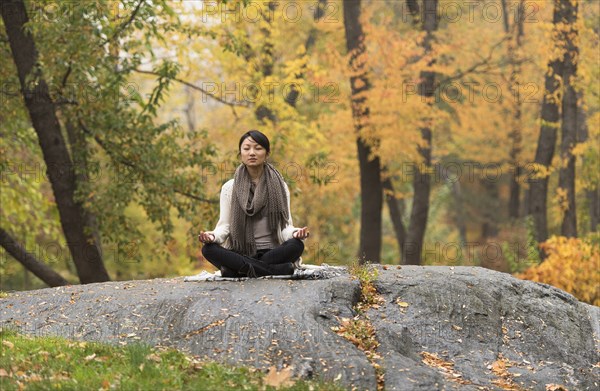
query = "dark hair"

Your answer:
(238, 130), (270, 154)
